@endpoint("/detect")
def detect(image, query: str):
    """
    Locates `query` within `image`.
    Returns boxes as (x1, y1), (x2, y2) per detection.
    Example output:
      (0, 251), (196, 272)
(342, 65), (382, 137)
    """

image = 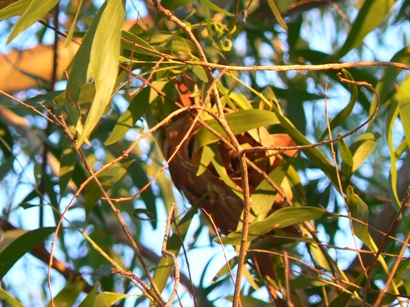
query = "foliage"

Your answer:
(0, 0), (410, 306)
